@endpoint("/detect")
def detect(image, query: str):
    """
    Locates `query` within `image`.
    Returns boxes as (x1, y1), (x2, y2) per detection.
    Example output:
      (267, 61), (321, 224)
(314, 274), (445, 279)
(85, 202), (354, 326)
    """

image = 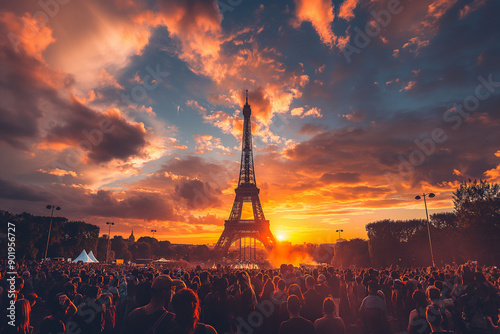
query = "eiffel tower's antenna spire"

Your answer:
(243, 89), (251, 116)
